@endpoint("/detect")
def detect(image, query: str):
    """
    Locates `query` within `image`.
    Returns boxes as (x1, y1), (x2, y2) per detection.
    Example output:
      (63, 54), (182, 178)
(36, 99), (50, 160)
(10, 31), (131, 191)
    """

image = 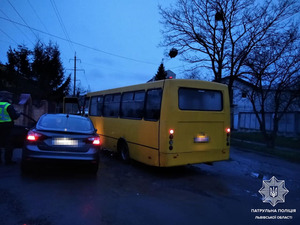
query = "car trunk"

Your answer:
(36, 131), (92, 152)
